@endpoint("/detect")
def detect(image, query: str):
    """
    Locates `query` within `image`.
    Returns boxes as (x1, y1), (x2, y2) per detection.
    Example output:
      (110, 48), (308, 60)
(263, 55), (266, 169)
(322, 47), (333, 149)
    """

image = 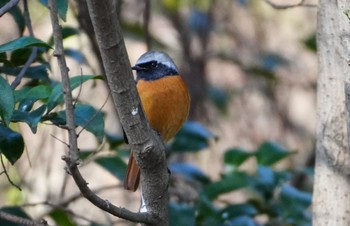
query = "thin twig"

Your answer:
(10, 0), (38, 89)
(0, 154), (22, 191)
(143, 0), (151, 50)
(48, 0), (79, 162)
(0, 211), (48, 226)
(10, 48), (38, 89)
(0, 0), (19, 17)
(50, 134), (70, 147)
(73, 69), (84, 107)
(77, 91), (110, 137)
(263, 0), (317, 9)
